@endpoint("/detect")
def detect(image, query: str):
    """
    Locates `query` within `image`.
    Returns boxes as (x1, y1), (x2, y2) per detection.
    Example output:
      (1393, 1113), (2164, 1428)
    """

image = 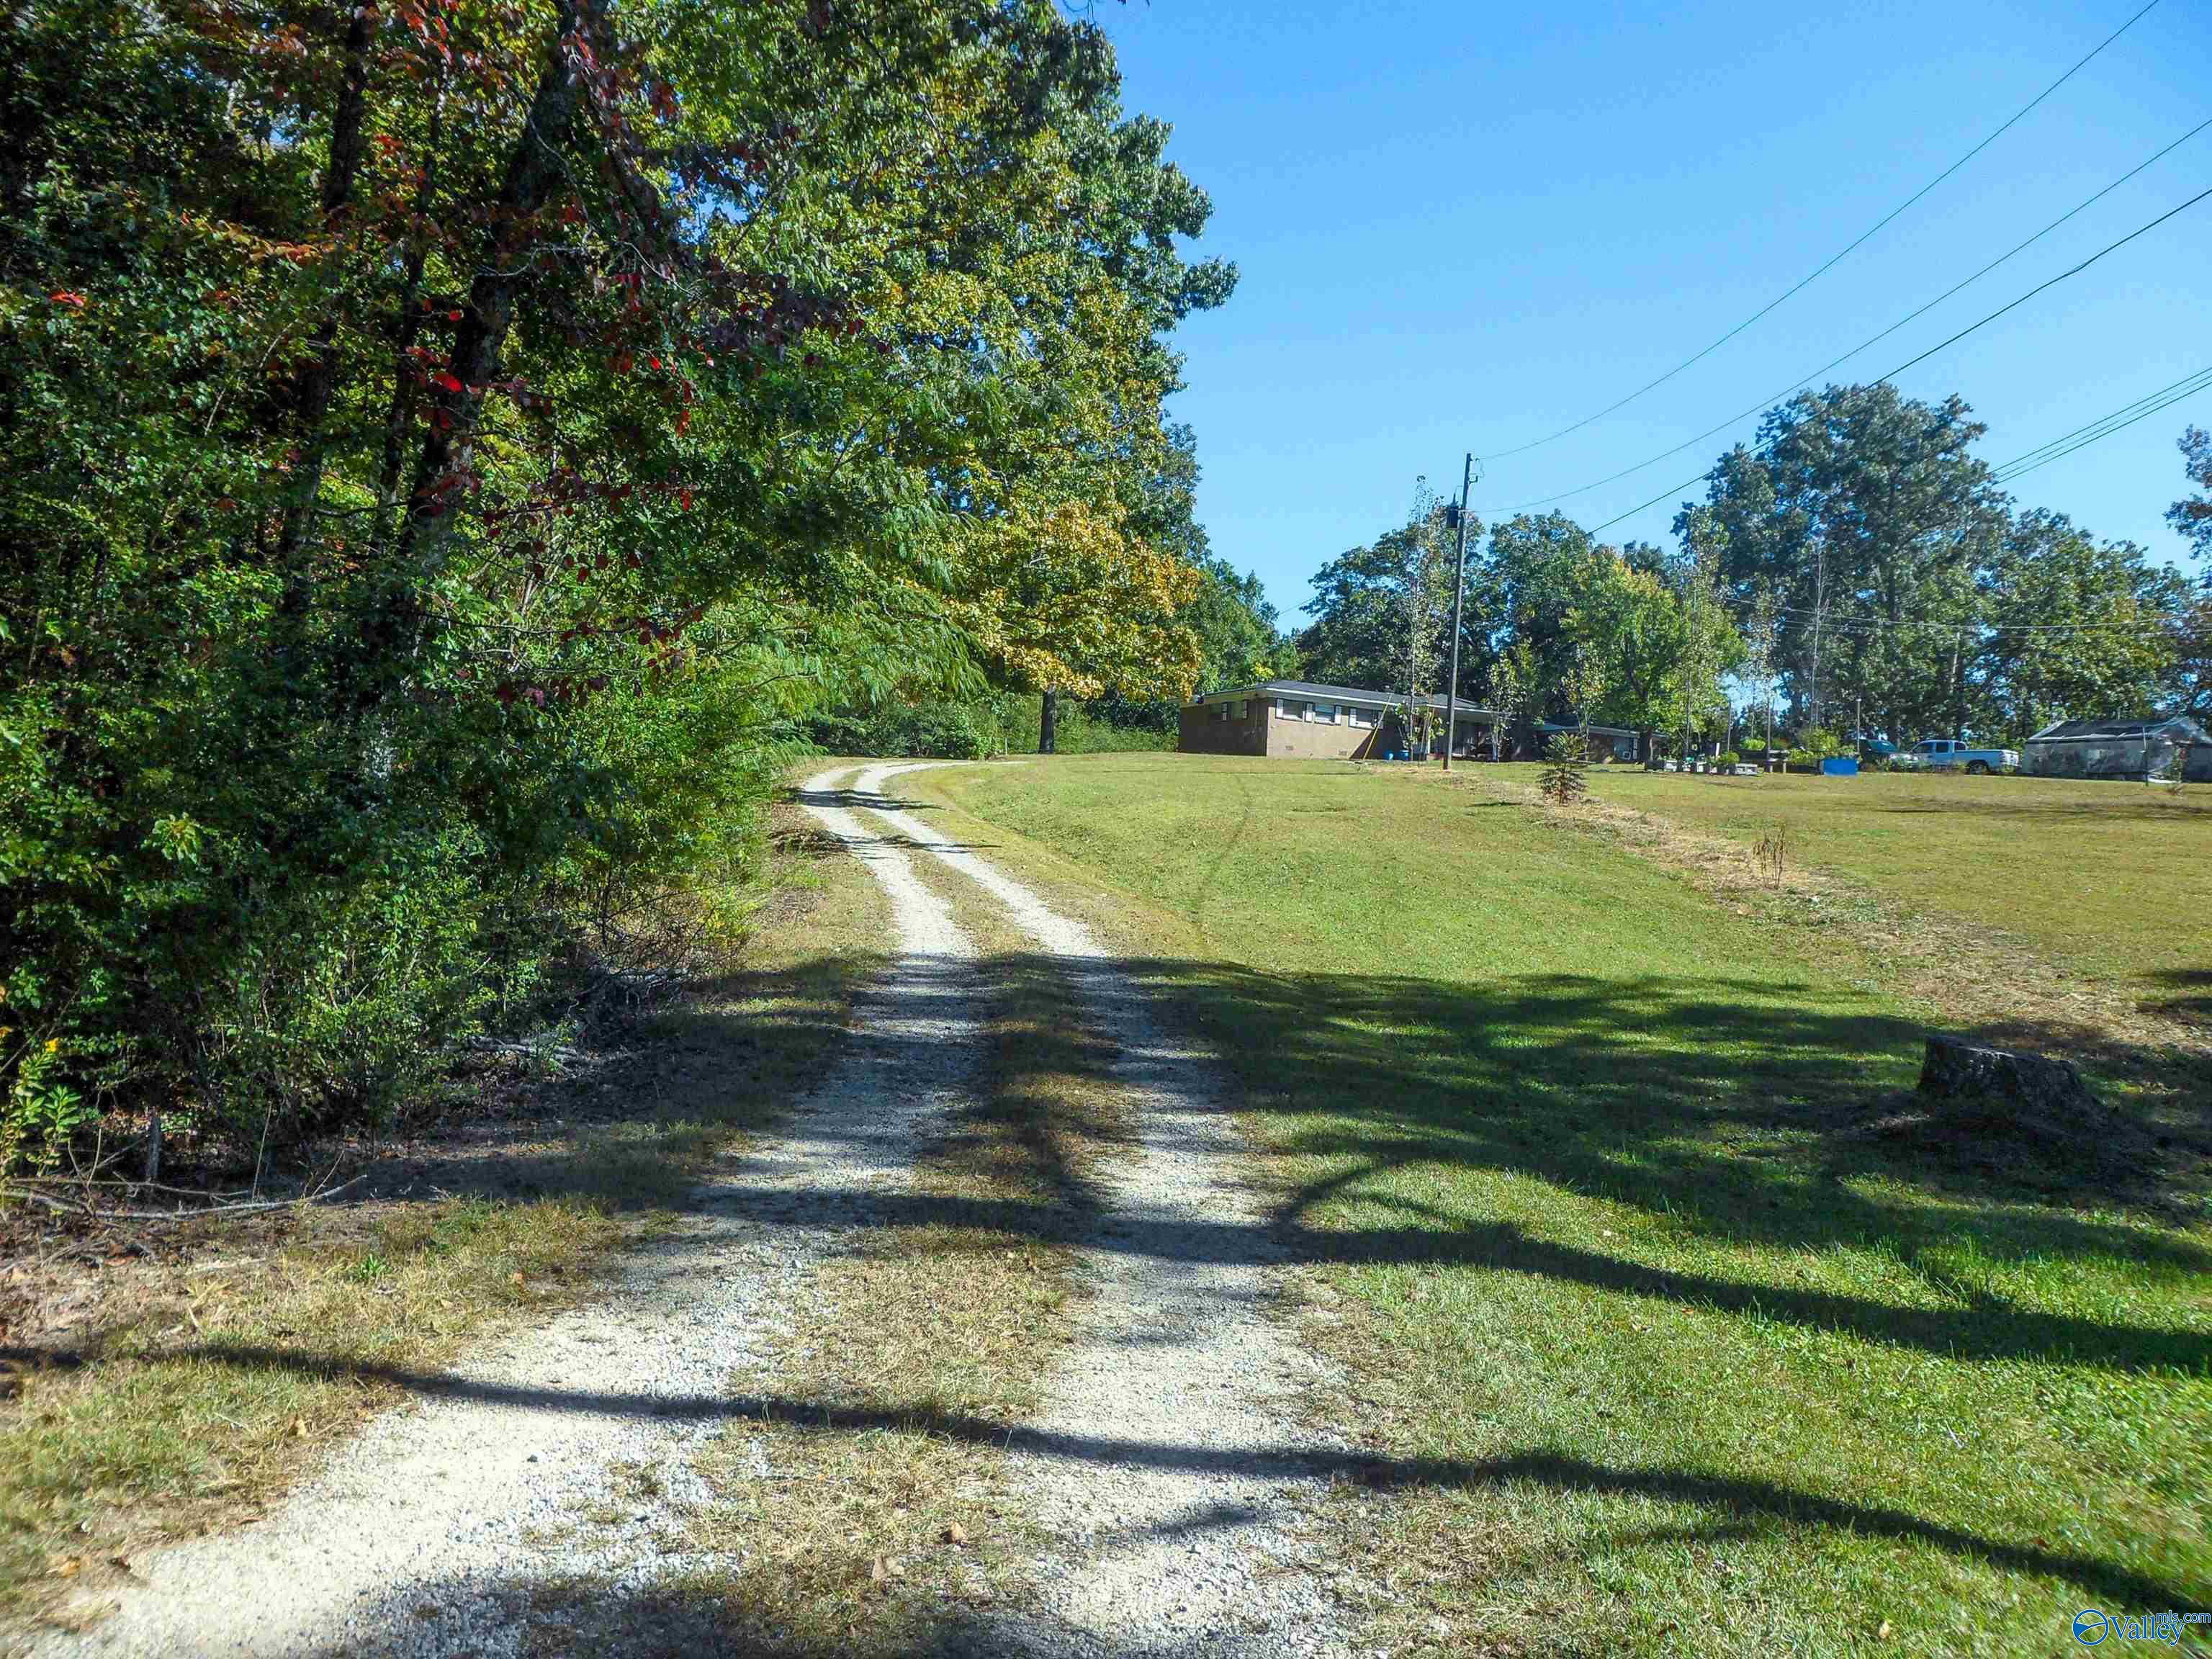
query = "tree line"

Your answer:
(1297, 382), (2212, 759)
(1, 0), (1239, 1166)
